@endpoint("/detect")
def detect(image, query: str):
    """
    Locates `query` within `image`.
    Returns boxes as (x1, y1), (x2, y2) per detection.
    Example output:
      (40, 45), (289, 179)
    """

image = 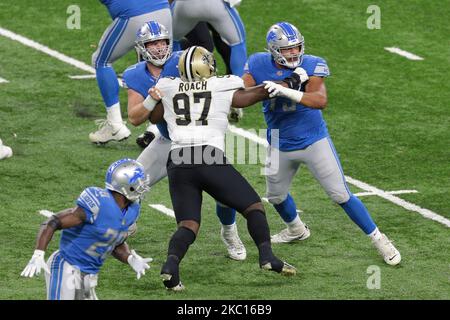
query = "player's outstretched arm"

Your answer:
(112, 243), (153, 280)
(21, 207), (86, 278)
(232, 84), (270, 108)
